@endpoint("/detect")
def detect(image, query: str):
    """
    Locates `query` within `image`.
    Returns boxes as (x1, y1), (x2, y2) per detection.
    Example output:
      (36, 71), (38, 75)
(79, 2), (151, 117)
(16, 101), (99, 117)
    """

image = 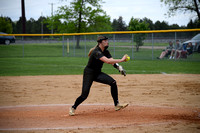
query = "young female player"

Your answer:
(69, 36), (128, 116)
